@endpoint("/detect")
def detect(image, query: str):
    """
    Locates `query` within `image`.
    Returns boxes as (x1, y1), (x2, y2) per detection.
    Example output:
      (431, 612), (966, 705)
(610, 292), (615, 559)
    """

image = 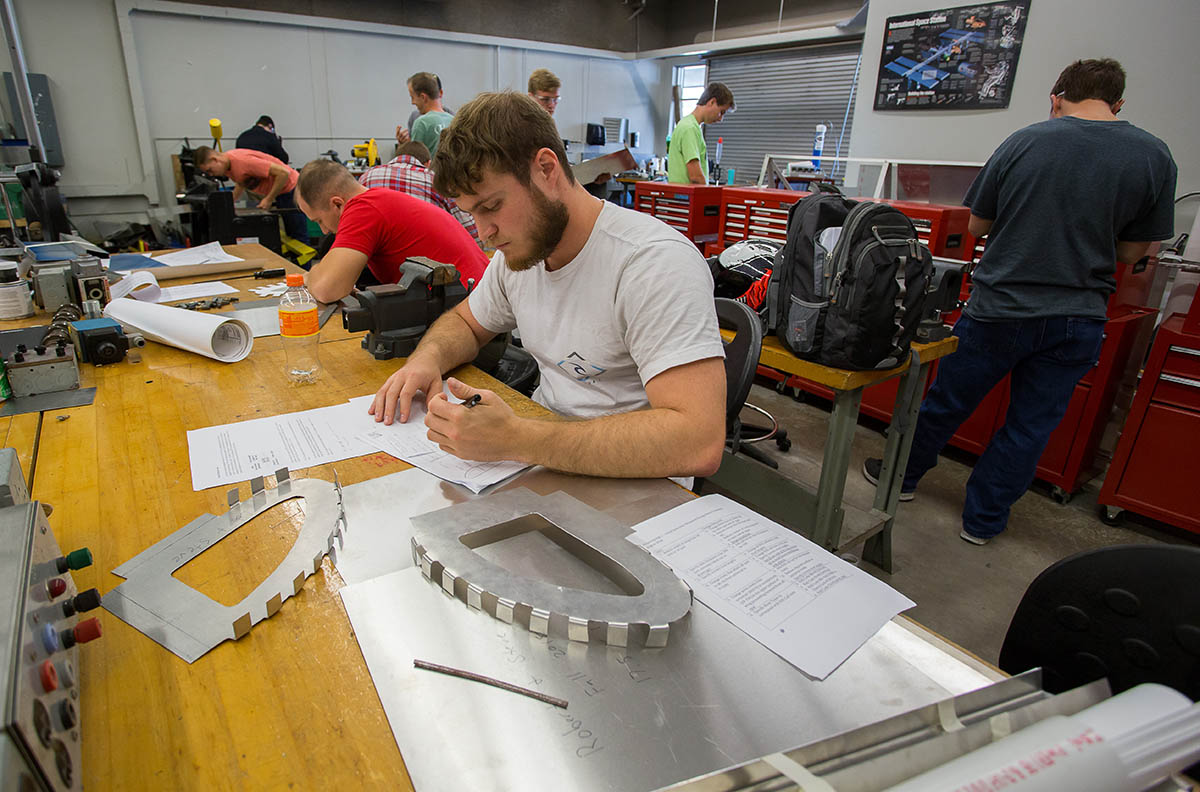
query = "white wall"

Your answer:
(2, 0), (673, 237)
(847, 0), (1200, 231)
(10, 0), (153, 231)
